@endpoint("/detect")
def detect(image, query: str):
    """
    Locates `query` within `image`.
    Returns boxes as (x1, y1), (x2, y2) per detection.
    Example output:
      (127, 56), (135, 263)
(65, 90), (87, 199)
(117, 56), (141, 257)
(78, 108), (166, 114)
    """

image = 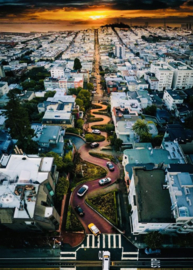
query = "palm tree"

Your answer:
(132, 119), (149, 138)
